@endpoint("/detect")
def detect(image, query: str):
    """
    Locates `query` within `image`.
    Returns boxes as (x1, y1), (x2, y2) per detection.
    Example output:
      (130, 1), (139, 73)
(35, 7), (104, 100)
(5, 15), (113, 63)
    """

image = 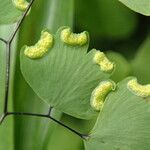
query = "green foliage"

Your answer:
(12, 0), (74, 150)
(76, 0), (138, 39)
(84, 77), (150, 150)
(0, 24), (16, 150)
(119, 0), (150, 16)
(0, 0), (150, 150)
(0, 29), (6, 115)
(0, 0), (22, 24)
(48, 125), (84, 150)
(132, 37), (150, 83)
(107, 51), (131, 82)
(20, 27), (112, 119)
(0, 118), (14, 150)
